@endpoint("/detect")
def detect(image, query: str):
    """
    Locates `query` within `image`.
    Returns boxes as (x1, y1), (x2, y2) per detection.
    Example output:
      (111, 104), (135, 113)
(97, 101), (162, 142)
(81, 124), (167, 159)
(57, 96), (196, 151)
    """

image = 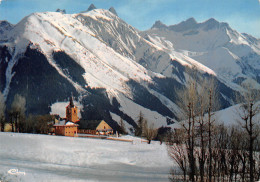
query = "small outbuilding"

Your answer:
(78, 120), (113, 135)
